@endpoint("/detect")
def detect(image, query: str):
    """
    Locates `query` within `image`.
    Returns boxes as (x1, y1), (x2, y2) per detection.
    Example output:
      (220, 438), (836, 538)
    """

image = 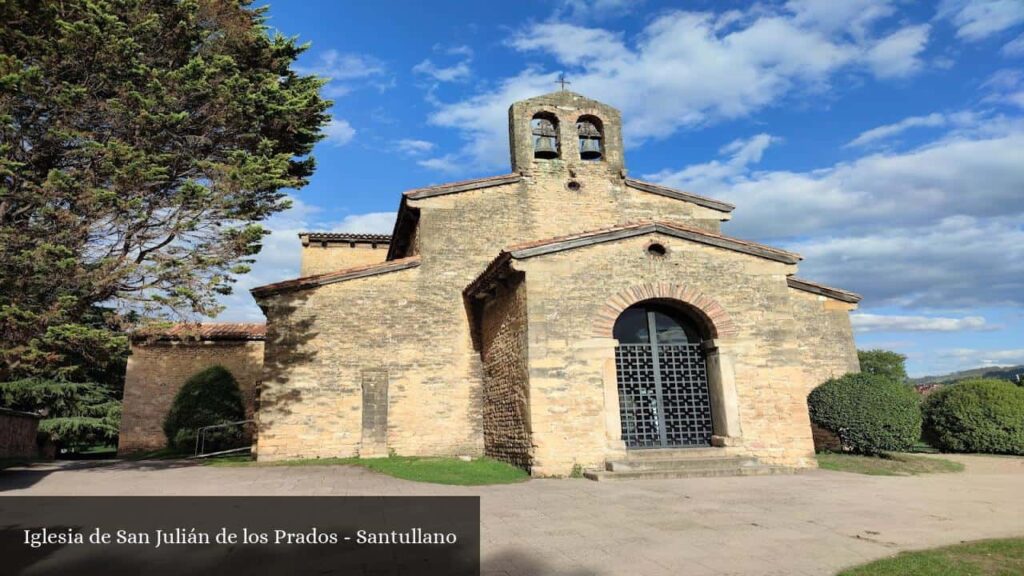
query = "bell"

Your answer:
(534, 136), (558, 159)
(579, 137), (602, 160)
